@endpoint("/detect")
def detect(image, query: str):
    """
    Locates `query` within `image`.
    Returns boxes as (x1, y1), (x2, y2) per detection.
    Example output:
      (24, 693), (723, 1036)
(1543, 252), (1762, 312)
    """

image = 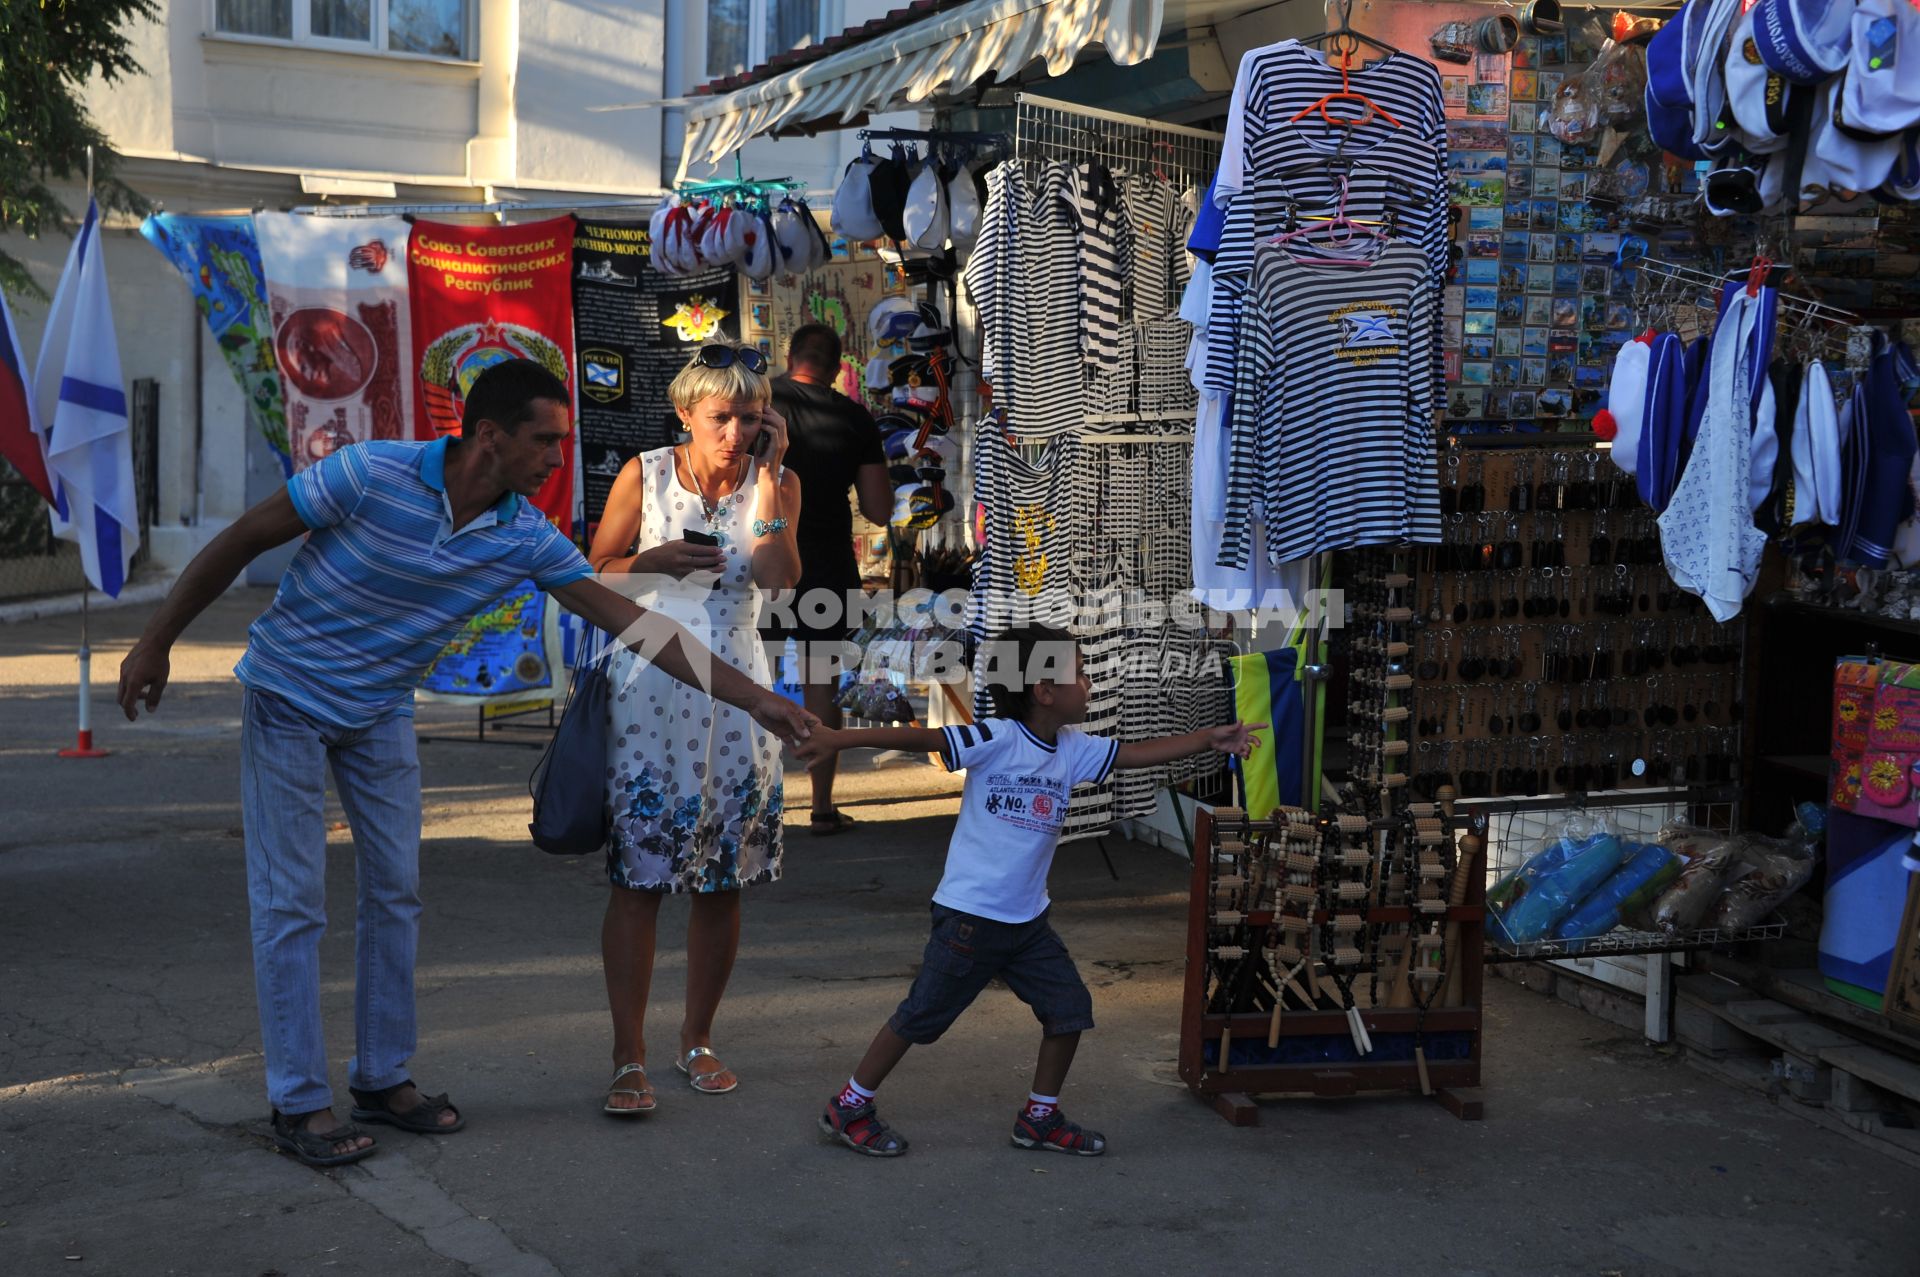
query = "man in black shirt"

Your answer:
(767, 323), (892, 834)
